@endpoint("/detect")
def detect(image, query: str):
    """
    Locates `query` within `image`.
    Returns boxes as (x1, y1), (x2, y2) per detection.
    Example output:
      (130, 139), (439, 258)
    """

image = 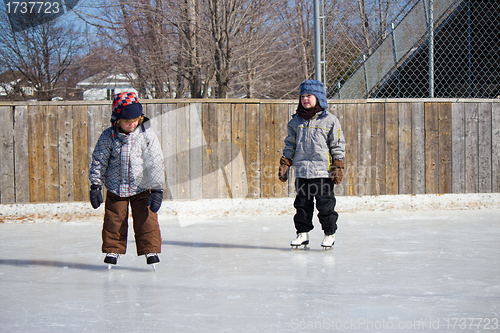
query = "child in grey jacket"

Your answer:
(279, 79), (346, 249)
